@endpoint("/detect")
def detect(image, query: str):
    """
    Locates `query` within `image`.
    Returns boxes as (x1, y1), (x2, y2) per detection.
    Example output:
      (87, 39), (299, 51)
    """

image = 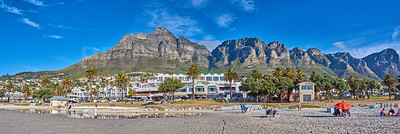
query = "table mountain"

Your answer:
(63, 26), (211, 75)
